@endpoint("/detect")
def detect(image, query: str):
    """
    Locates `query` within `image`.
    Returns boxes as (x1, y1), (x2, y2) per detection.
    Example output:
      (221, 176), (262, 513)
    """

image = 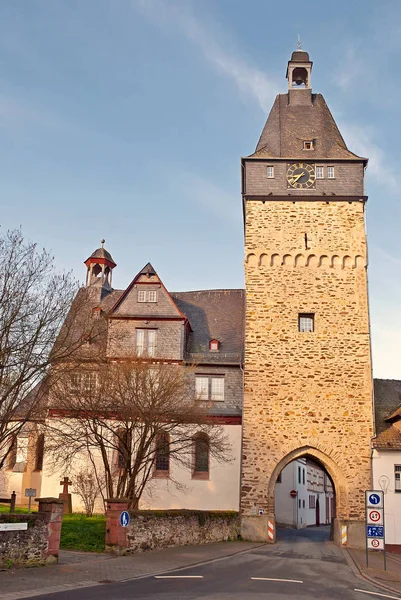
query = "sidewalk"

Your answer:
(347, 548), (401, 596)
(0, 541), (263, 600)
